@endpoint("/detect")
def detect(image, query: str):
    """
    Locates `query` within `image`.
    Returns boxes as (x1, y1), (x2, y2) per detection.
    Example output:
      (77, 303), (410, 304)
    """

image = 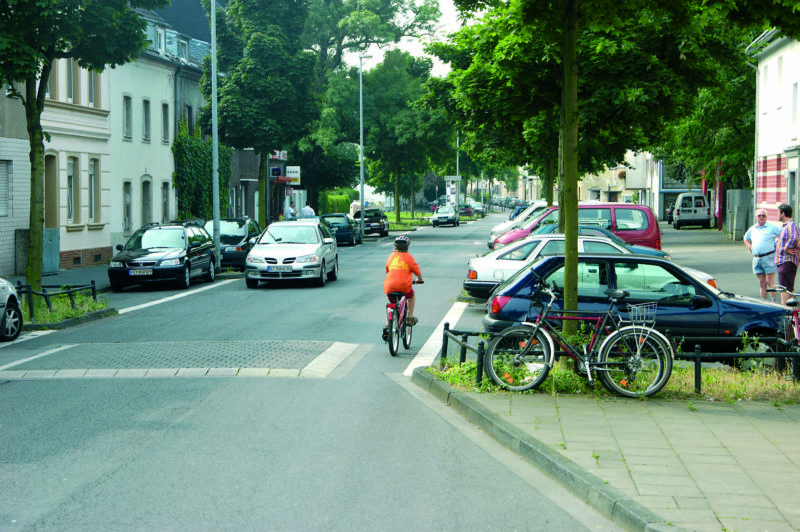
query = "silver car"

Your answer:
(245, 221), (339, 288)
(0, 277), (23, 341)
